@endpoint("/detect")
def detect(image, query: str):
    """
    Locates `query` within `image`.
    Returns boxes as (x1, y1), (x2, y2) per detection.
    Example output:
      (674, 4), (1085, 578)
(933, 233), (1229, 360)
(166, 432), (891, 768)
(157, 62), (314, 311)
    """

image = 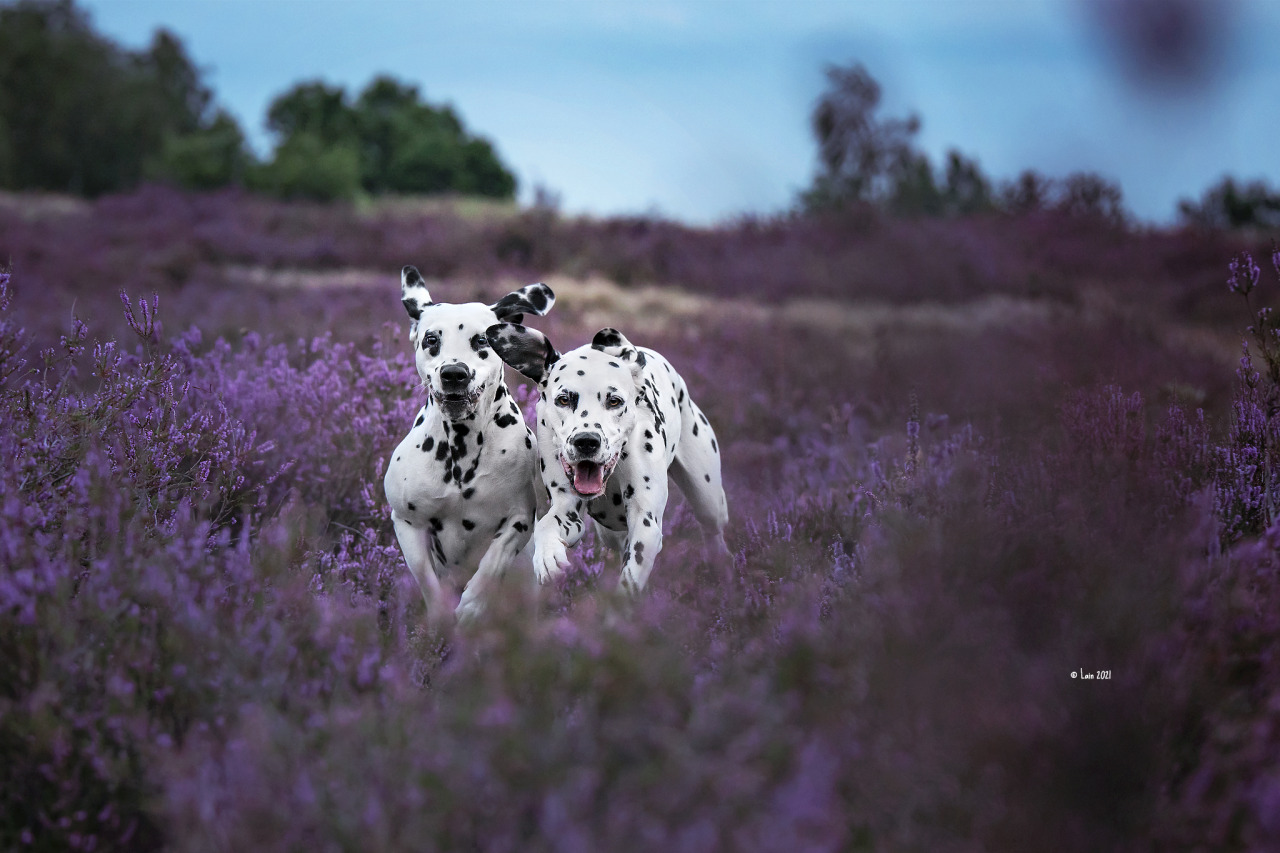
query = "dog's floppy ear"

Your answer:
(400, 265), (433, 320)
(591, 327), (647, 371)
(489, 282), (556, 325)
(486, 322), (561, 385)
